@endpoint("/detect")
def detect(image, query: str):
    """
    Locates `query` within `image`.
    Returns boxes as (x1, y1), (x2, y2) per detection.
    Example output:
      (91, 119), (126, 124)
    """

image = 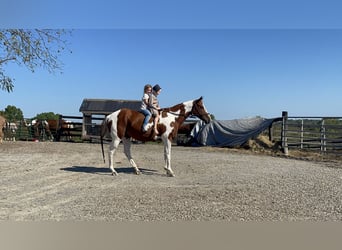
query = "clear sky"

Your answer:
(1, 0), (342, 120)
